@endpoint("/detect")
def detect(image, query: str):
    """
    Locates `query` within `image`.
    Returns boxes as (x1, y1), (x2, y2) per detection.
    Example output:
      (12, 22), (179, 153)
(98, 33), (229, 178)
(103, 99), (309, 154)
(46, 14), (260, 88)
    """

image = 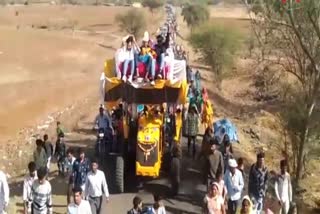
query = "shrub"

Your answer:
(142, 0), (164, 13)
(189, 24), (241, 79)
(115, 9), (146, 38)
